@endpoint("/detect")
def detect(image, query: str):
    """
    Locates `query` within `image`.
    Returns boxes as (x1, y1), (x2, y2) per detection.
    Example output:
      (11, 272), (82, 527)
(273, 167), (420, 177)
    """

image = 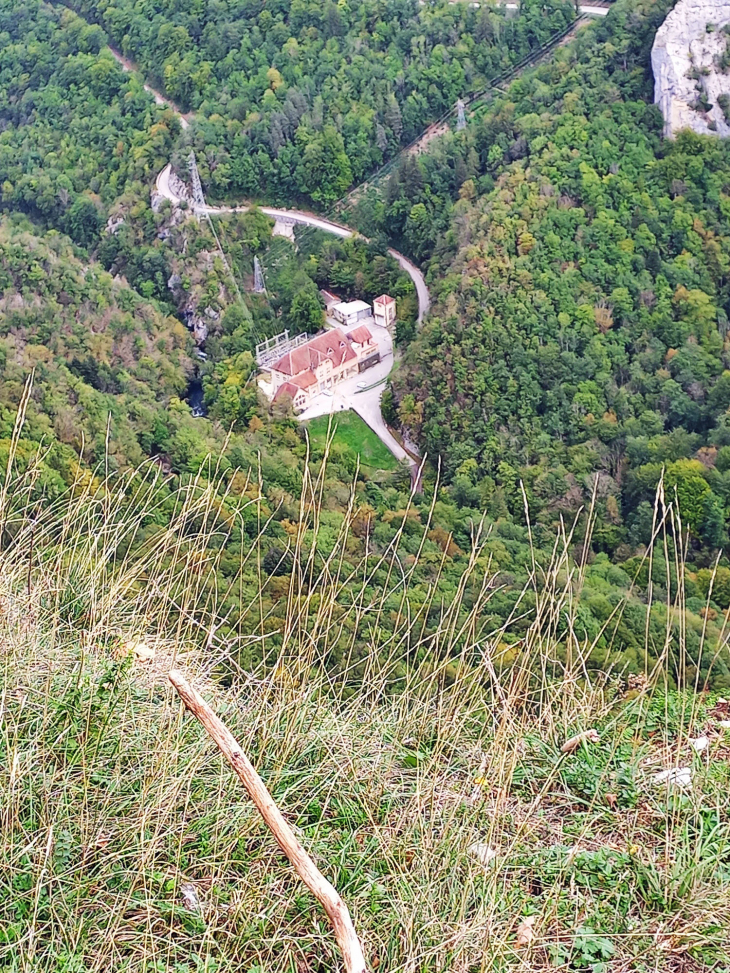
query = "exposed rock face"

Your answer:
(105, 214), (126, 234)
(652, 0), (730, 138)
(167, 169), (191, 204)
